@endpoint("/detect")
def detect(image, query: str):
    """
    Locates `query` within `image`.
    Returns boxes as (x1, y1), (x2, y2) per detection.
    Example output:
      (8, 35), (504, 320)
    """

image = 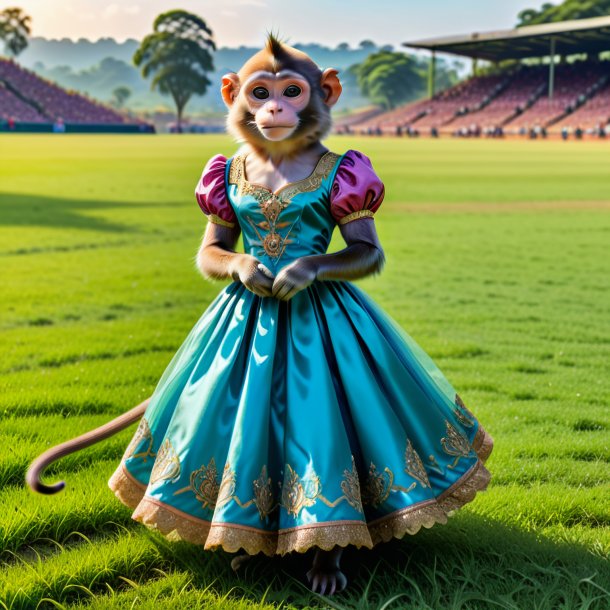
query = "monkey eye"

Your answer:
(252, 86), (269, 100)
(283, 85), (302, 98)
